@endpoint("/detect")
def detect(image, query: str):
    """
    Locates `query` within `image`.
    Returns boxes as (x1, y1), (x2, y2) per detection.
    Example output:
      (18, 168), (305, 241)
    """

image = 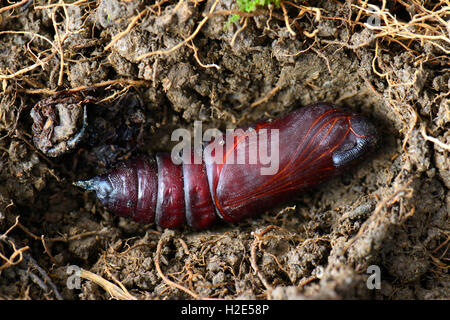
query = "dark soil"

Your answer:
(0, 0), (448, 300)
